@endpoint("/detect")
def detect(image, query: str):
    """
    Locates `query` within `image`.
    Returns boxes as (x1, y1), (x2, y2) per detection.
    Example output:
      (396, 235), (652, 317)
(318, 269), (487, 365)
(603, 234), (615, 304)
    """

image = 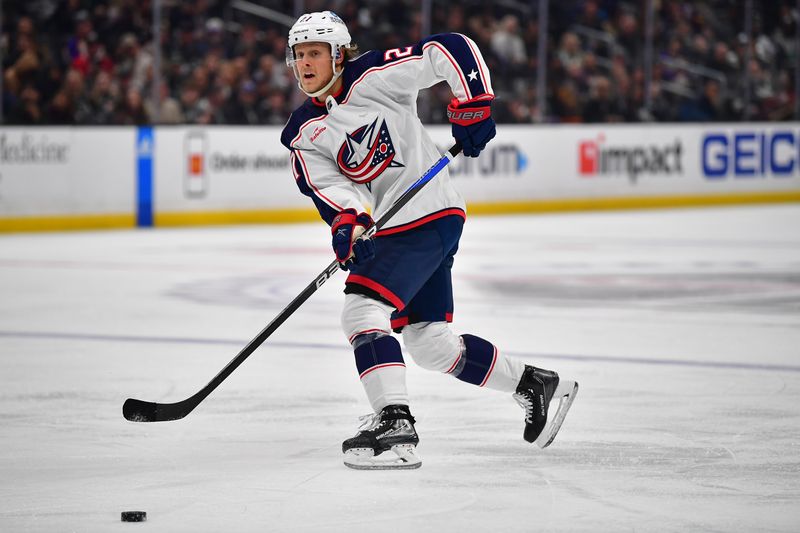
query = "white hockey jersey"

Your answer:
(280, 33), (494, 233)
